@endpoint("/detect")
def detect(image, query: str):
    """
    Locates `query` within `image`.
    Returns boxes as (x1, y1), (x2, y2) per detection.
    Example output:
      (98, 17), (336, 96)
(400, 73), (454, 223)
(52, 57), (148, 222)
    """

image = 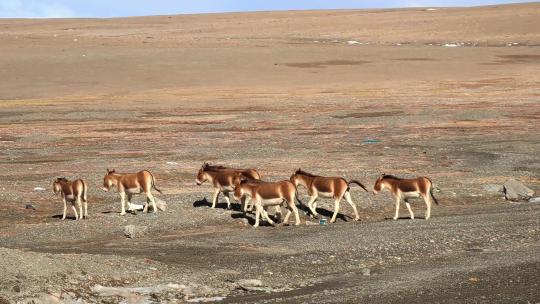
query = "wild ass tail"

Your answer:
(427, 178), (439, 205)
(348, 180), (368, 192)
(150, 172), (163, 194)
(82, 180), (88, 202)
